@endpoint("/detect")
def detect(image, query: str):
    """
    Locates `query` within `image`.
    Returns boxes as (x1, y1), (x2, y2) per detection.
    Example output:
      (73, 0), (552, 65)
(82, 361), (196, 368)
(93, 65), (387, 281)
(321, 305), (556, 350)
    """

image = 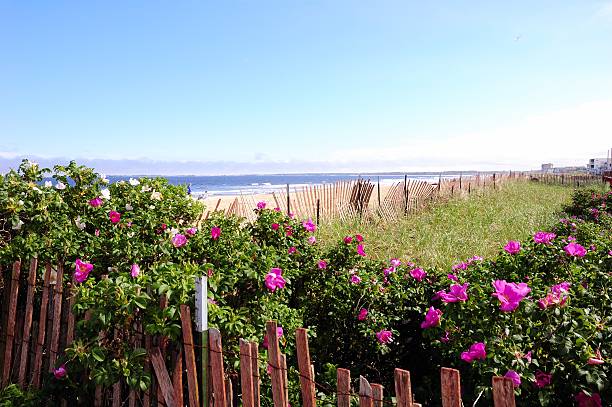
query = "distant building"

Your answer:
(587, 158), (612, 174)
(541, 163), (553, 173)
